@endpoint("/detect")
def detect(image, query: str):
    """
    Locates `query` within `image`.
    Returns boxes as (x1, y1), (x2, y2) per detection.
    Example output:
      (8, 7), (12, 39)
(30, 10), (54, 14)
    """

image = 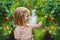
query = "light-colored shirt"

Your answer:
(14, 24), (34, 40)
